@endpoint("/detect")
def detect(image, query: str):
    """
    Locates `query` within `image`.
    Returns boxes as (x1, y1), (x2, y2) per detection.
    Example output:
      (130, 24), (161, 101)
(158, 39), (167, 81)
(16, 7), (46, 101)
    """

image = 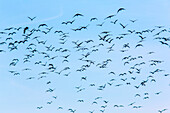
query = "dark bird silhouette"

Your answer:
(134, 85), (140, 89)
(90, 17), (98, 21)
(77, 99), (84, 102)
(100, 109), (105, 113)
(111, 19), (118, 24)
(123, 43), (130, 48)
(14, 72), (20, 76)
(159, 41), (169, 46)
(128, 102), (136, 106)
(158, 109), (168, 113)
(120, 23), (128, 29)
(139, 35), (146, 40)
(117, 8), (125, 13)
(28, 16), (36, 21)
(104, 15), (115, 20)
(0, 42), (7, 45)
(96, 22), (105, 27)
(135, 94), (141, 97)
(92, 101), (98, 104)
(47, 81), (51, 84)
(81, 76), (87, 81)
(133, 106), (142, 108)
(53, 96), (57, 99)
(0, 50), (6, 52)
(73, 13), (83, 18)
(155, 26), (164, 28)
(4, 27), (14, 30)
(135, 44), (143, 48)
(54, 30), (63, 33)
(38, 24), (48, 28)
(155, 91), (162, 95)
(57, 107), (63, 110)
(128, 30), (135, 33)
(62, 20), (75, 25)
(23, 27), (29, 34)
(46, 88), (55, 92)
(0, 31), (7, 34)
(130, 19), (137, 23)
(47, 101), (52, 104)
(37, 106), (43, 109)
(26, 77), (35, 80)
(101, 31), (111, 34)
(68, 108), (76, 113)
(85, 40), (94, 43)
